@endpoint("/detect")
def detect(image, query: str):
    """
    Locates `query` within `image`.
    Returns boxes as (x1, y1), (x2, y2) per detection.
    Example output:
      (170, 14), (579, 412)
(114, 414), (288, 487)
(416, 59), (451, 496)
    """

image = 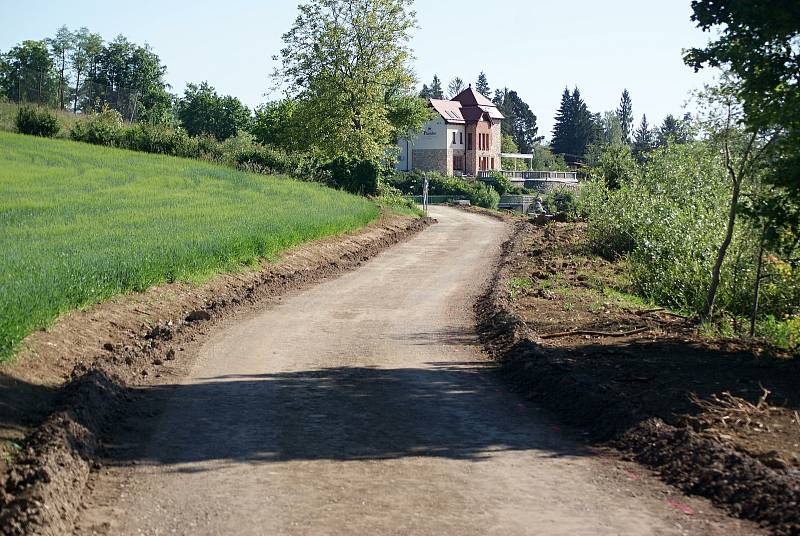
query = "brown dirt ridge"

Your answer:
(0, 210), (431, 536)
(474, 217), (800, 535)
